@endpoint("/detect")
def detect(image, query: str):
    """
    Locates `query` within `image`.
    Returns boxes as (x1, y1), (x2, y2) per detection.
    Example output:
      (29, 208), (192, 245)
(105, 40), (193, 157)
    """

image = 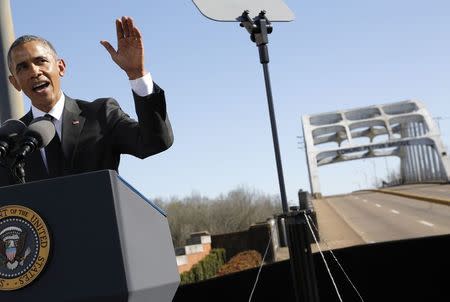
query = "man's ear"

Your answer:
(58, 59), (66, 77)
(8, 75), (21, 92)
